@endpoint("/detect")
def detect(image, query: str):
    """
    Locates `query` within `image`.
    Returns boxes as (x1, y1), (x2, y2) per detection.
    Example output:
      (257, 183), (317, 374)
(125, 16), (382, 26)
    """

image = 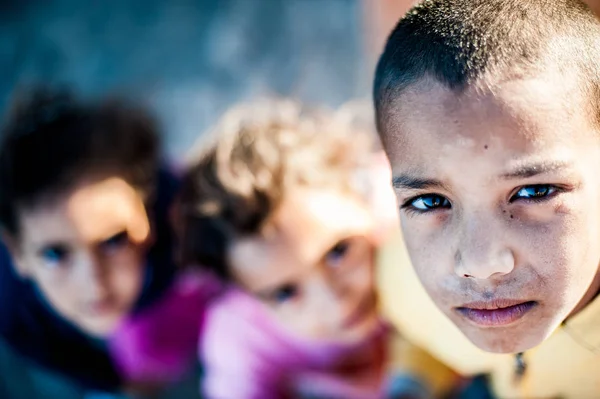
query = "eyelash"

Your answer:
(400, 184), (562, 215)
(400, 194), (450, 216)
(509, 185), (561, 203)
